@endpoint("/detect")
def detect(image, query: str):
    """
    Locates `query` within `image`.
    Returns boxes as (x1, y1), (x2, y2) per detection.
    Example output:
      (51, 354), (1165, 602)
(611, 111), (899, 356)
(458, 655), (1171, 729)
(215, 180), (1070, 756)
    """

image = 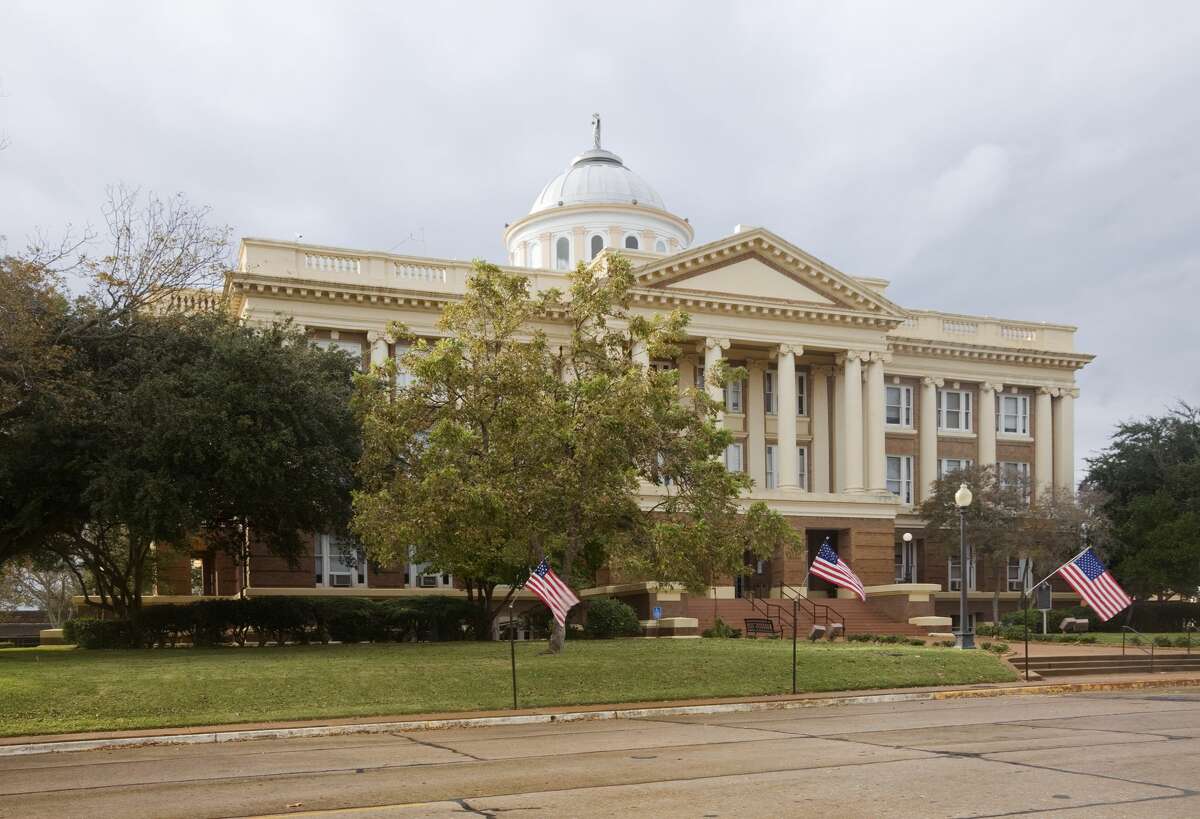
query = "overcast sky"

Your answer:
(2, 1), (1198, 477)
